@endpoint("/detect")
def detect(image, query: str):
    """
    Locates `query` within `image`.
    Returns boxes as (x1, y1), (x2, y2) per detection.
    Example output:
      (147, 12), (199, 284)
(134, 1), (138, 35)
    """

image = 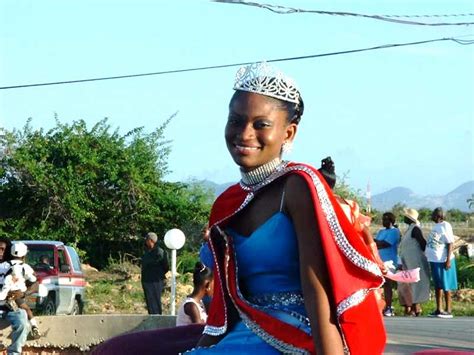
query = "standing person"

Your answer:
(398, 208), (430, 316)
(176, 262), (213, 326)
(141, 232), (169, 315)
(375, 212), (401, 317)
(0, 237), (31, 355)
(199, 226), (213, 270)
(426, 207), (458, 318)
